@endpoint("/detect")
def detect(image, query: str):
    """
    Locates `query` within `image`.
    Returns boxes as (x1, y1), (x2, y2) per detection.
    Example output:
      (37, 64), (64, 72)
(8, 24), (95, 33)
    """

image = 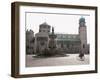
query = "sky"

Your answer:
(26, 12), (90, 43)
